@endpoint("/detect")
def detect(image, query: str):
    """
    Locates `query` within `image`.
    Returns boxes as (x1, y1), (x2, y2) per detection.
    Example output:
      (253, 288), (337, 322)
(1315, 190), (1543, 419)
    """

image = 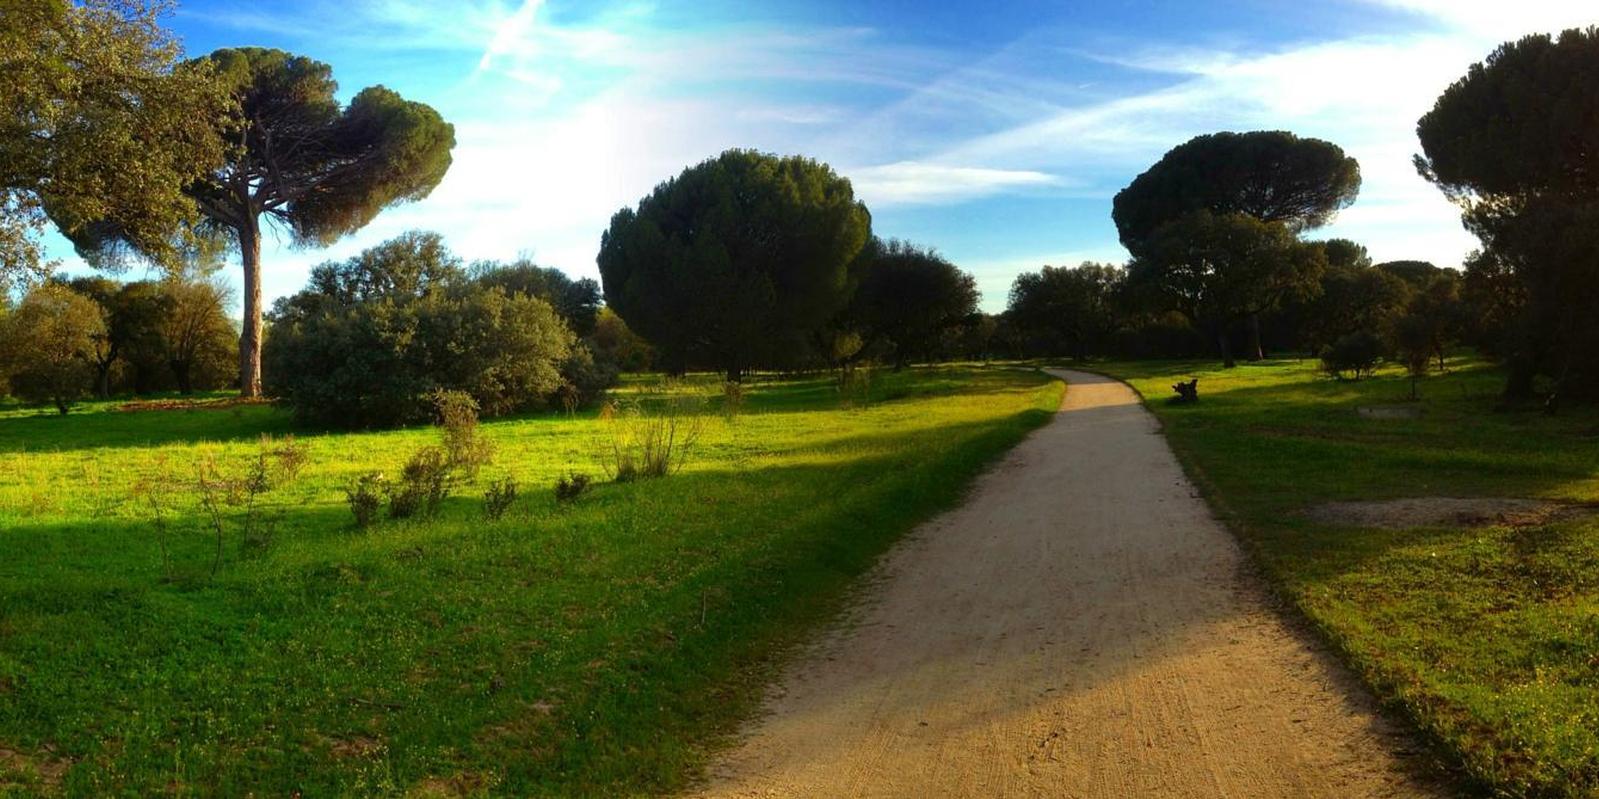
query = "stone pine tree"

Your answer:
(597, 150), (871, 381)
(1416, 27), (1599, 401)
(1113, 131), (1360, 361)
(73, 48), (456, 396)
